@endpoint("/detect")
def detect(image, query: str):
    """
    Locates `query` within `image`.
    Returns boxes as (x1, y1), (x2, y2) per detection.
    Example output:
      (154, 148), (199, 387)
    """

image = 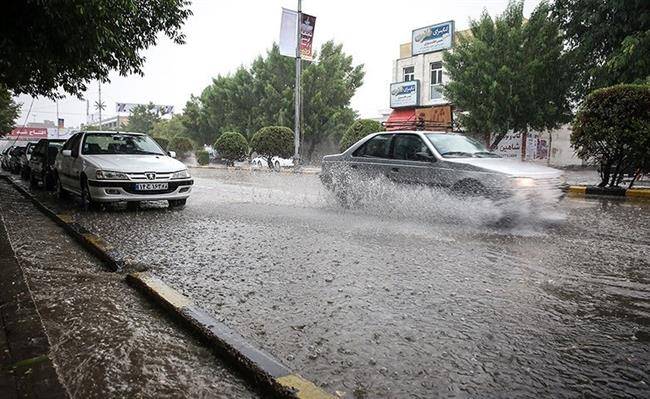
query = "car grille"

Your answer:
(126, 172), (172, 181)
